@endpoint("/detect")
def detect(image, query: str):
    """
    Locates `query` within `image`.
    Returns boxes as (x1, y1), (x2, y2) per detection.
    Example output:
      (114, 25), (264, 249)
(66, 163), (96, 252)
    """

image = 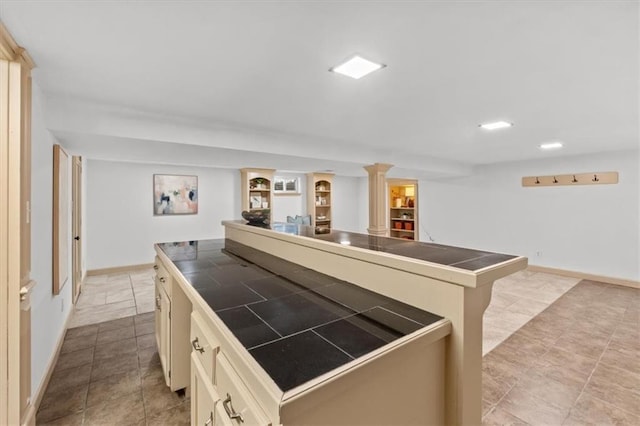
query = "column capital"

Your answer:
(363, 163), (394, 175)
